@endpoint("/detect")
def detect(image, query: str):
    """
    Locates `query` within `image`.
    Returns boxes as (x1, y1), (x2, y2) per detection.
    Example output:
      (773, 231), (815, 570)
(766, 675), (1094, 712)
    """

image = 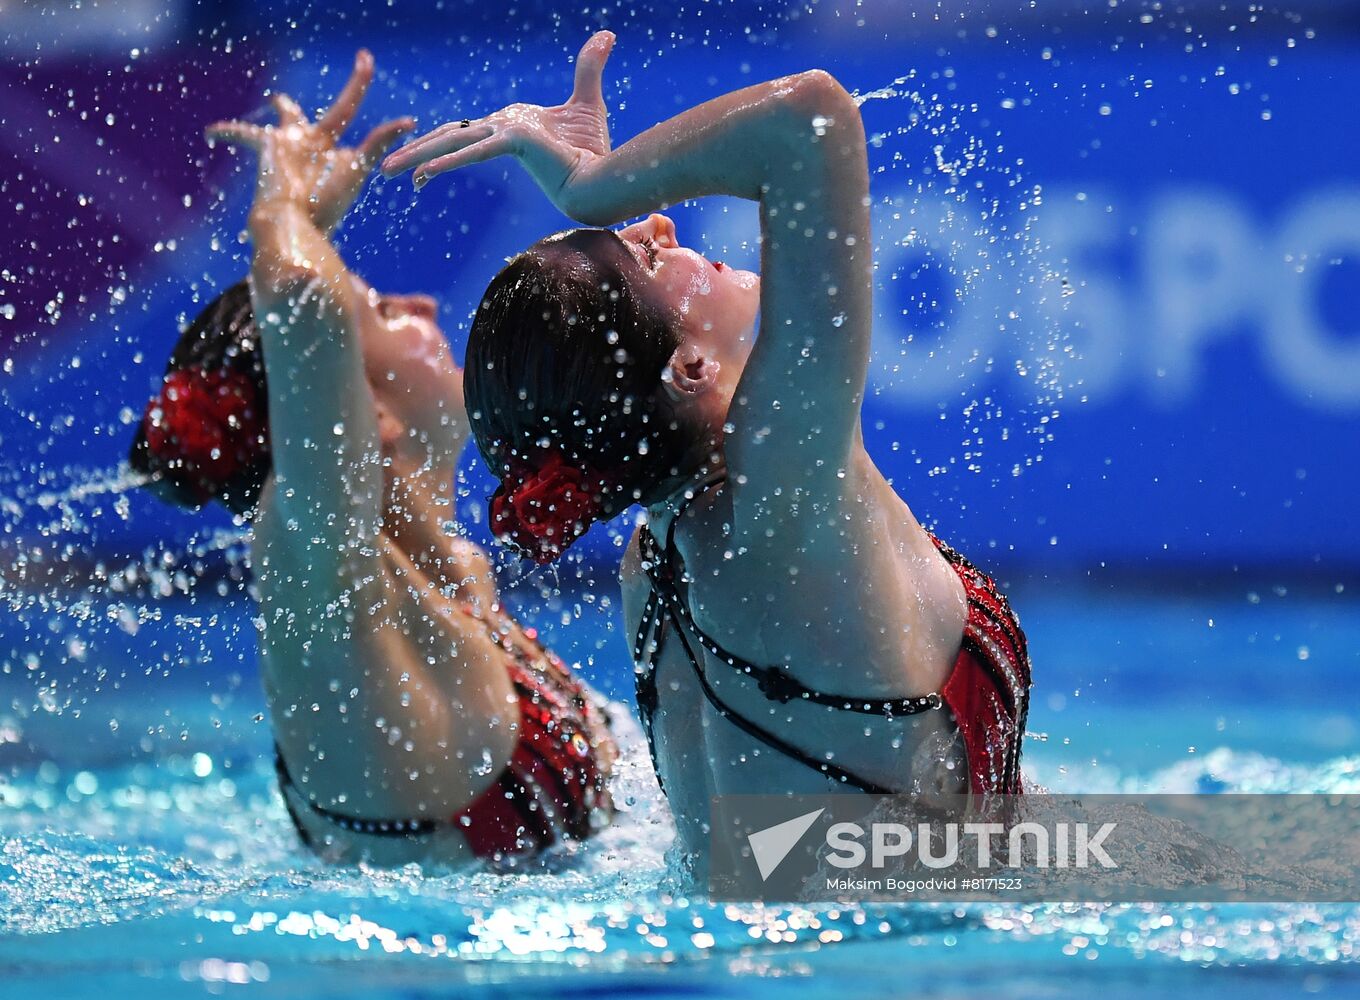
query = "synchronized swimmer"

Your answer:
(135, 31), (1030, 868)
(133, 52), (615, 866)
